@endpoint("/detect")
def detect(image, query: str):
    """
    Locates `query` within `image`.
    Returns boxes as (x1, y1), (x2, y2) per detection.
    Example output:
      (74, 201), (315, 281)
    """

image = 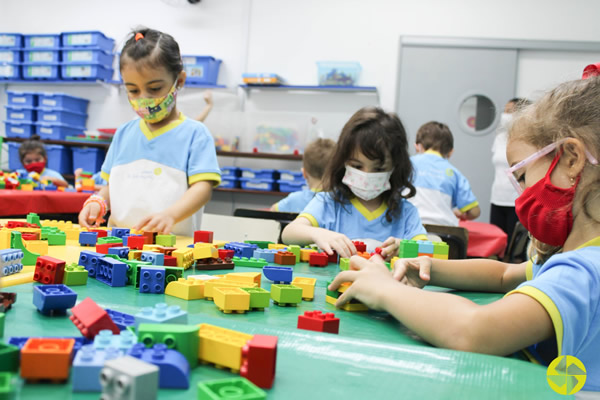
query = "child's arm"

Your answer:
(269, 202), (279, 211)
(281, 216), (357, 258)
(133, 180), (213, 234)
(79, 186), (110, 228)
(195, 91), (213, 122)
(454, 205), (481, 221)
(43, 176), (68, 188)
(330, 256), (553, 355)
